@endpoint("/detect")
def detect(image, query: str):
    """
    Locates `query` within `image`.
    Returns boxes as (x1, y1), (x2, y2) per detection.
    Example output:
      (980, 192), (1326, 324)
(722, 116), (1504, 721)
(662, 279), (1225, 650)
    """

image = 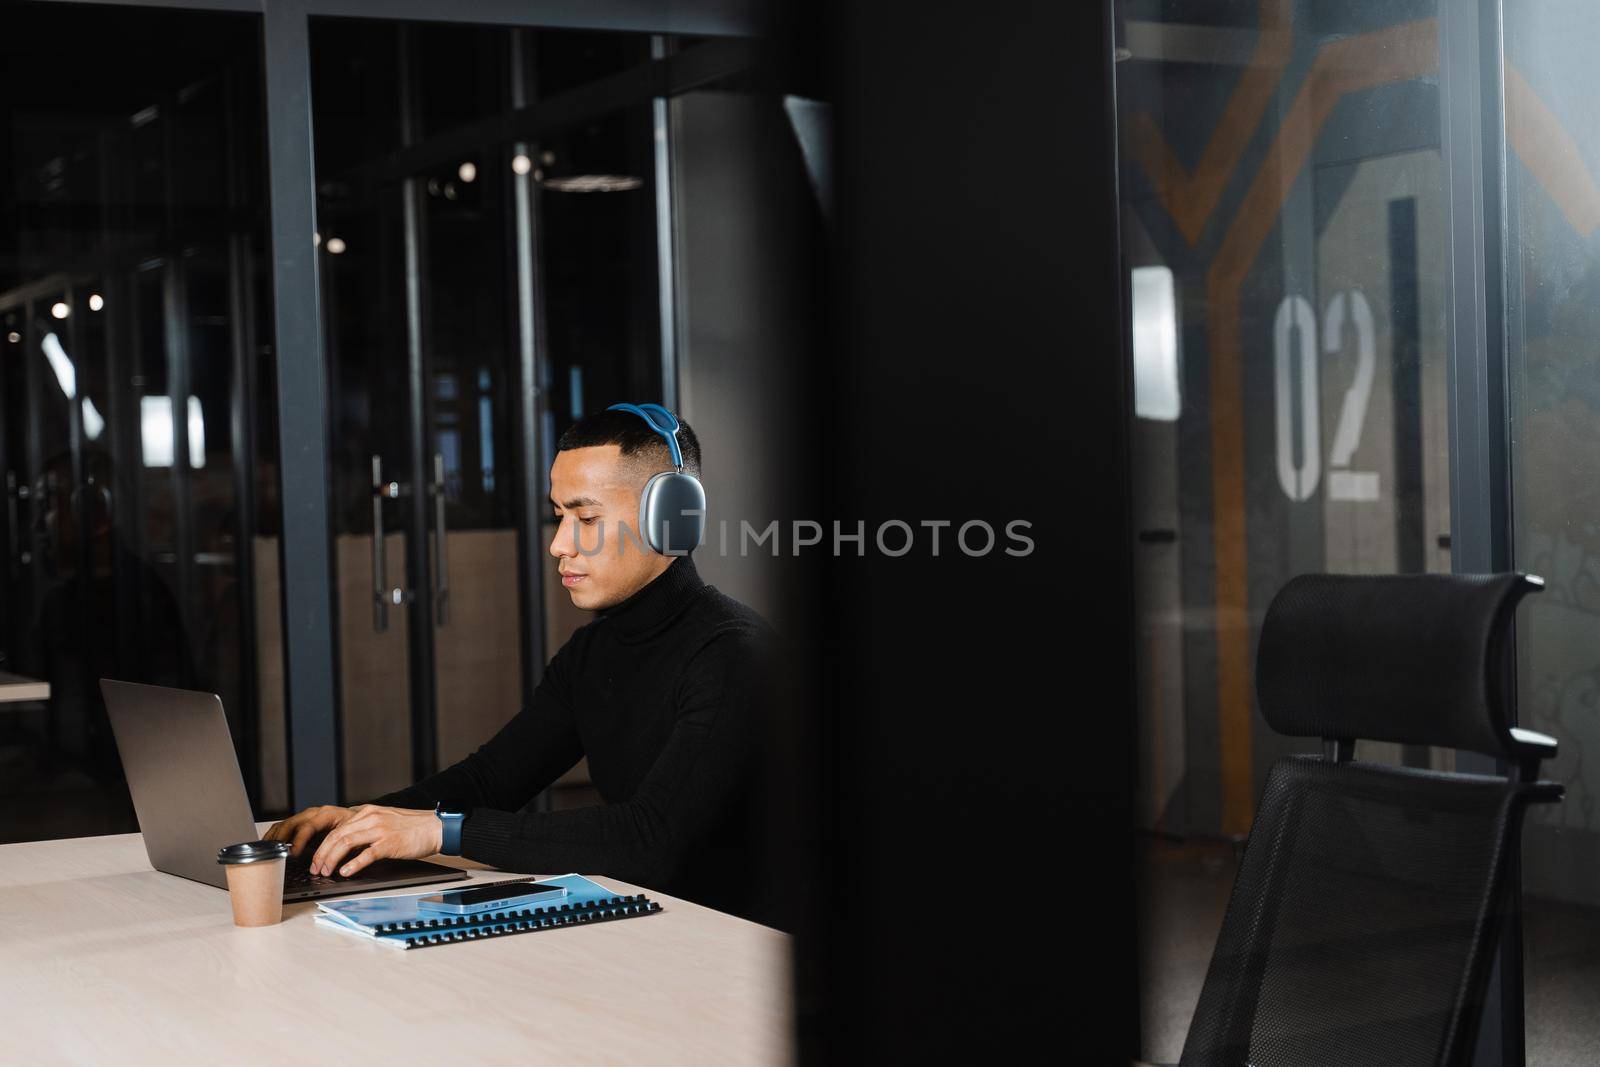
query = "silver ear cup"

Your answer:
(639, 471), (707, 555)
